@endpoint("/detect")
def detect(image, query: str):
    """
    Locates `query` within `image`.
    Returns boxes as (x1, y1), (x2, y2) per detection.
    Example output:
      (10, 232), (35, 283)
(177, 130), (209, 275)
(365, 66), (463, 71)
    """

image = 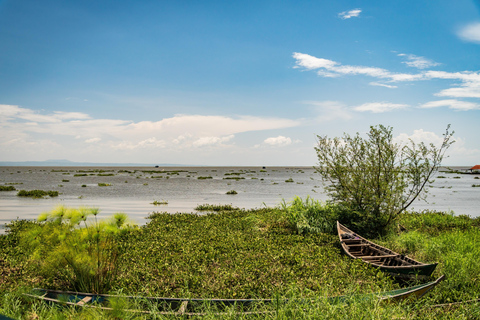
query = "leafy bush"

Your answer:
(19, 206), (135, 293)
(315, 125), (453, 236)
